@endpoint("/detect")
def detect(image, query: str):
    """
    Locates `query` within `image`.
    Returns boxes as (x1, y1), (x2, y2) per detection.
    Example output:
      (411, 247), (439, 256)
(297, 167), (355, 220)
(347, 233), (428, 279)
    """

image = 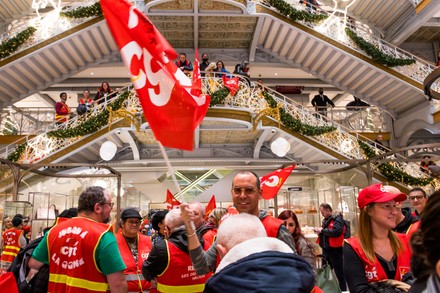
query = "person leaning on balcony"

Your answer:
(54, 92), (71, 125)
(311, 88), (335, 116)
